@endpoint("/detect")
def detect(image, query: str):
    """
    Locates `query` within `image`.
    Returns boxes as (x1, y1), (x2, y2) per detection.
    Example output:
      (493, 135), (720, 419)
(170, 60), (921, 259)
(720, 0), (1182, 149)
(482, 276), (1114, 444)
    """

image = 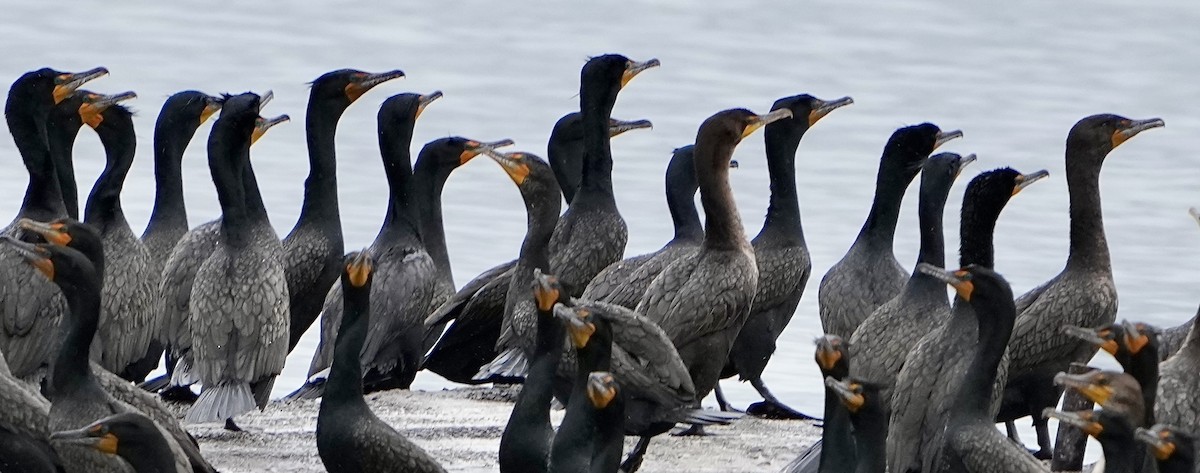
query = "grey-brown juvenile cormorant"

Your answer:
(849, 153), (975, 400)
(1001, 114), (1164, 457)
(185, 92), (289, 427)
(72, 91), (161, 383)
(51, 412), (177, 473)
(826, 377), (887, 473)
(476, 54), (659, 381)
(918, 263), (1045, 473)
(0, 67), (107, 382)
(1046, 408), (1141, 473)
(282, 69), (404, 352)
(634, 107), (791, 438)
(297, 94), (512, 398)
(887, 168), (1048, 473)
(133, 91), (223, 387)
(425, 117), (649, 384)
(2, 237), (195, 473)
(1136, 424), (1196, 473)
(817, 123), (961, 339)
(17, 218), (216, 473)
(718, 95), (853, 417)
(159, 105), (285, 392)
(499, 270), (568, 473)
(316, 251), (446, 473)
